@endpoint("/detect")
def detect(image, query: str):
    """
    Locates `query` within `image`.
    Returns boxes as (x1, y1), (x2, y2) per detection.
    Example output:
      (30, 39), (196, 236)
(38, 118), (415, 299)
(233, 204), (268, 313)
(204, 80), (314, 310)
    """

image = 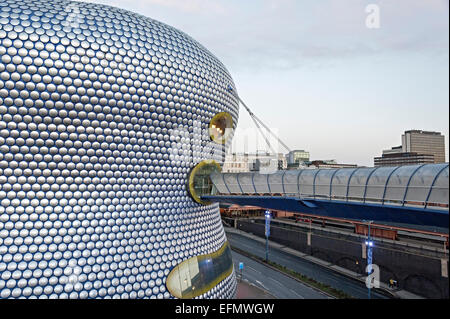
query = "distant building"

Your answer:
(382, 145), (403, 156)
(309, 160), (358, 169)
(277, 153), (288, 170)
(375, 130), (446, 167)
(287, 149), (310, 163)
(374, 152), (435, 167)
(286, 150), (310, 165)
(286, 162), (309, 170)
(222, 153), (250, 173)
(401, 130), (445, 163)
(223, 152), (286, 173)
(254, 157), (278, 173)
